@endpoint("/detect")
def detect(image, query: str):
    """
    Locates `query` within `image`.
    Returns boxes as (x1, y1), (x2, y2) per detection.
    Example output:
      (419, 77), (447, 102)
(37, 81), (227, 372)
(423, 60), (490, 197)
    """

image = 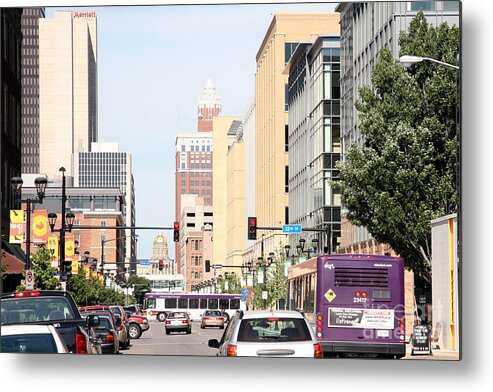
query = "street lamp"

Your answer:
(11, 176), (48, 270)
(399, 55), (459, 70)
